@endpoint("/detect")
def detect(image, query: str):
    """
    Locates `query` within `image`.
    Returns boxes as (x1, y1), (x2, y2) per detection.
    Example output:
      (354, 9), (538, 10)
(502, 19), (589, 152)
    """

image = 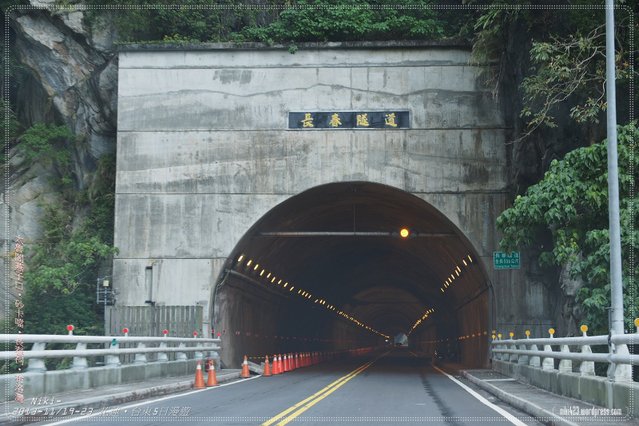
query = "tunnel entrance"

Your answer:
(213, 182), (492, 368)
